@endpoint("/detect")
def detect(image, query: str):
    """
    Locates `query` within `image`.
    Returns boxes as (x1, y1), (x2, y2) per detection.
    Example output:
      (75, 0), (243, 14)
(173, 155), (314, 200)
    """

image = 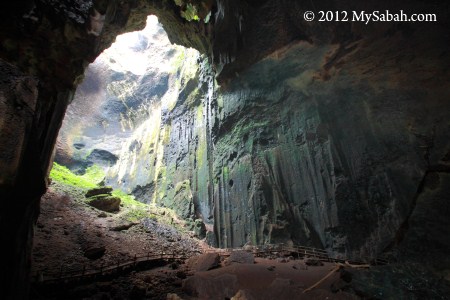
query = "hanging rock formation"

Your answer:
(0, 0), (449, 298)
